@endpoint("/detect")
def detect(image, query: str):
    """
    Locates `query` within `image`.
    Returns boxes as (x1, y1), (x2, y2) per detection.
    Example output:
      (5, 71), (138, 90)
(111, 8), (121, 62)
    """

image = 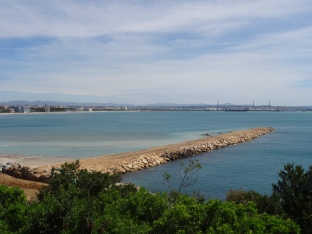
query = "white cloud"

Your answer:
(0, 0), (310, 38)
(0, 0), (312, 105)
